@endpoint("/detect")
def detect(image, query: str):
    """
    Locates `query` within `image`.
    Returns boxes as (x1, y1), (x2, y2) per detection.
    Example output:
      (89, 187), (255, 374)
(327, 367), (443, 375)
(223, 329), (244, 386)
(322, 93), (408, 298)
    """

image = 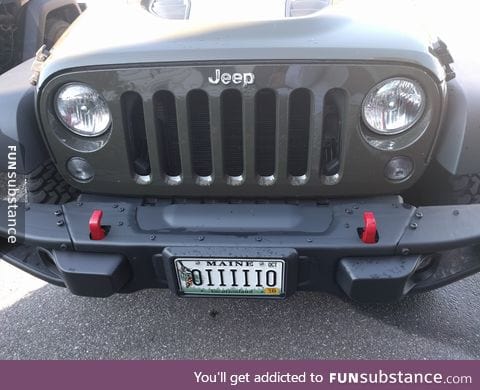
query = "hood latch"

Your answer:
(430, 38), (456, 82)
(30, 45), (51, 86)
